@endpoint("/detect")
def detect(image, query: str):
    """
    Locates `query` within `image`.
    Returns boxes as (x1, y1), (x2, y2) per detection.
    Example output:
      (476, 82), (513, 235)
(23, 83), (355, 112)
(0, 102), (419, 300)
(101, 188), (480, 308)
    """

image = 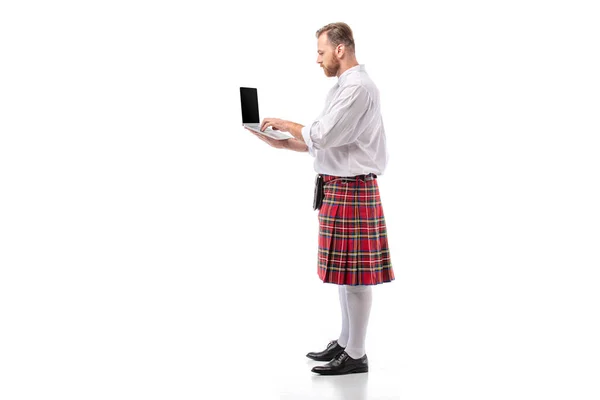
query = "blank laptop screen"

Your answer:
(240, 87), (259, 124)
